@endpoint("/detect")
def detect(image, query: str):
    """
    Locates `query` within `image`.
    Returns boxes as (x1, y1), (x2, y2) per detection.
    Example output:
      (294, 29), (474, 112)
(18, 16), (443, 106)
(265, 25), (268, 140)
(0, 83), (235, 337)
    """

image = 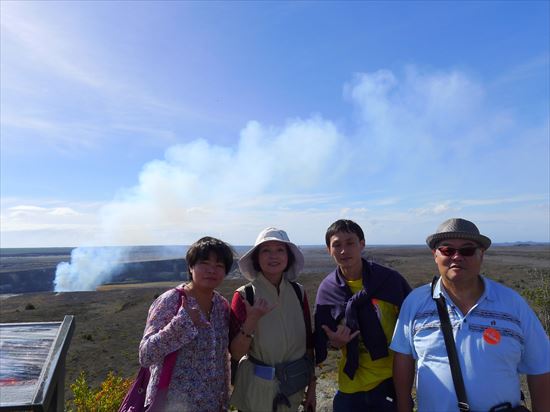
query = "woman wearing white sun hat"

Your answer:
(229, 227), (316, 412)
